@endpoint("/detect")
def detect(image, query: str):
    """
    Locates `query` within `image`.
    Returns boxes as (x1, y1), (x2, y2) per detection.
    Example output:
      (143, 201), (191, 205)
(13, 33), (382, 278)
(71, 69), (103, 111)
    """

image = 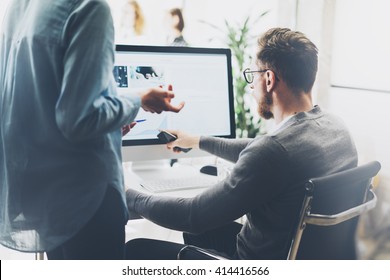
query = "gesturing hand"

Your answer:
(141, 84), (185, 114)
